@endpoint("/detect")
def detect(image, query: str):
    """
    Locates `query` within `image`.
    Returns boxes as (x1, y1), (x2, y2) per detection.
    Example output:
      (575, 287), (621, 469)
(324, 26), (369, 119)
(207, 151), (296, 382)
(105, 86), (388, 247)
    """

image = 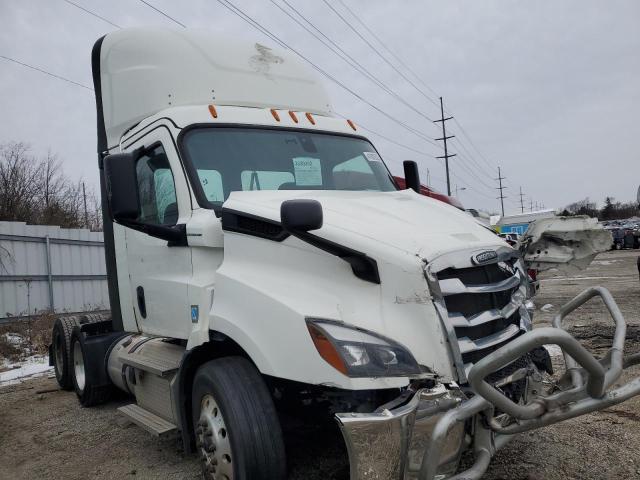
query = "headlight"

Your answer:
(306, 319), (421, 378)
